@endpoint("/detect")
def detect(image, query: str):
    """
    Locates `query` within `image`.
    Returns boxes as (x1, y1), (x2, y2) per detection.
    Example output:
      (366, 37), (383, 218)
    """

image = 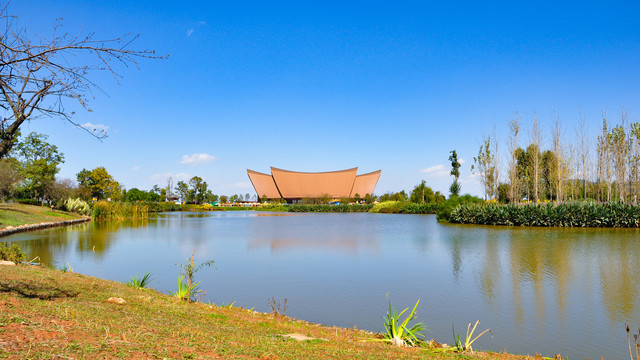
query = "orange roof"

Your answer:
(247, 170), (281, 199)
(350, 170), (381, 197)
(271, 167), (358, 198)
(247, 167), (381, 199)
